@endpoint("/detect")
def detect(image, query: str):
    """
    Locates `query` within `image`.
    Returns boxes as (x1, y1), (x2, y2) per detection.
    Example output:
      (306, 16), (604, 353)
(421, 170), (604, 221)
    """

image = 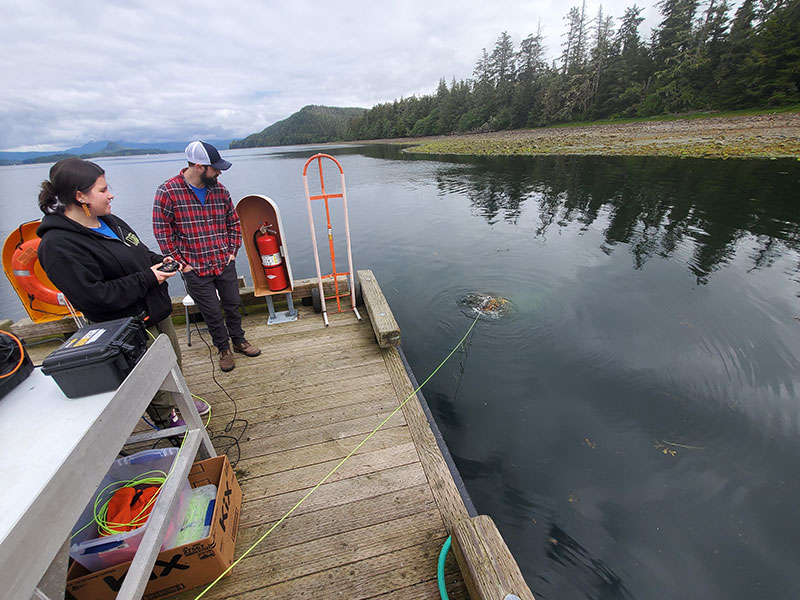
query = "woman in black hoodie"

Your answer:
(36, 157), (192, 427)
